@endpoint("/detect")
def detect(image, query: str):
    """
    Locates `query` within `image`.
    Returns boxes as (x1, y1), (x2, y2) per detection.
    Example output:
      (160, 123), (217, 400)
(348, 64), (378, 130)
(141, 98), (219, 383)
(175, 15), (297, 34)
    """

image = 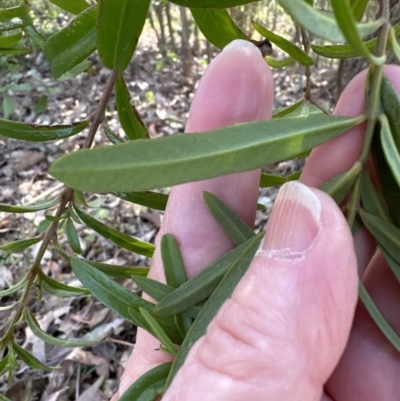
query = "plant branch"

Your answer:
(0, 70), (118, 349)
